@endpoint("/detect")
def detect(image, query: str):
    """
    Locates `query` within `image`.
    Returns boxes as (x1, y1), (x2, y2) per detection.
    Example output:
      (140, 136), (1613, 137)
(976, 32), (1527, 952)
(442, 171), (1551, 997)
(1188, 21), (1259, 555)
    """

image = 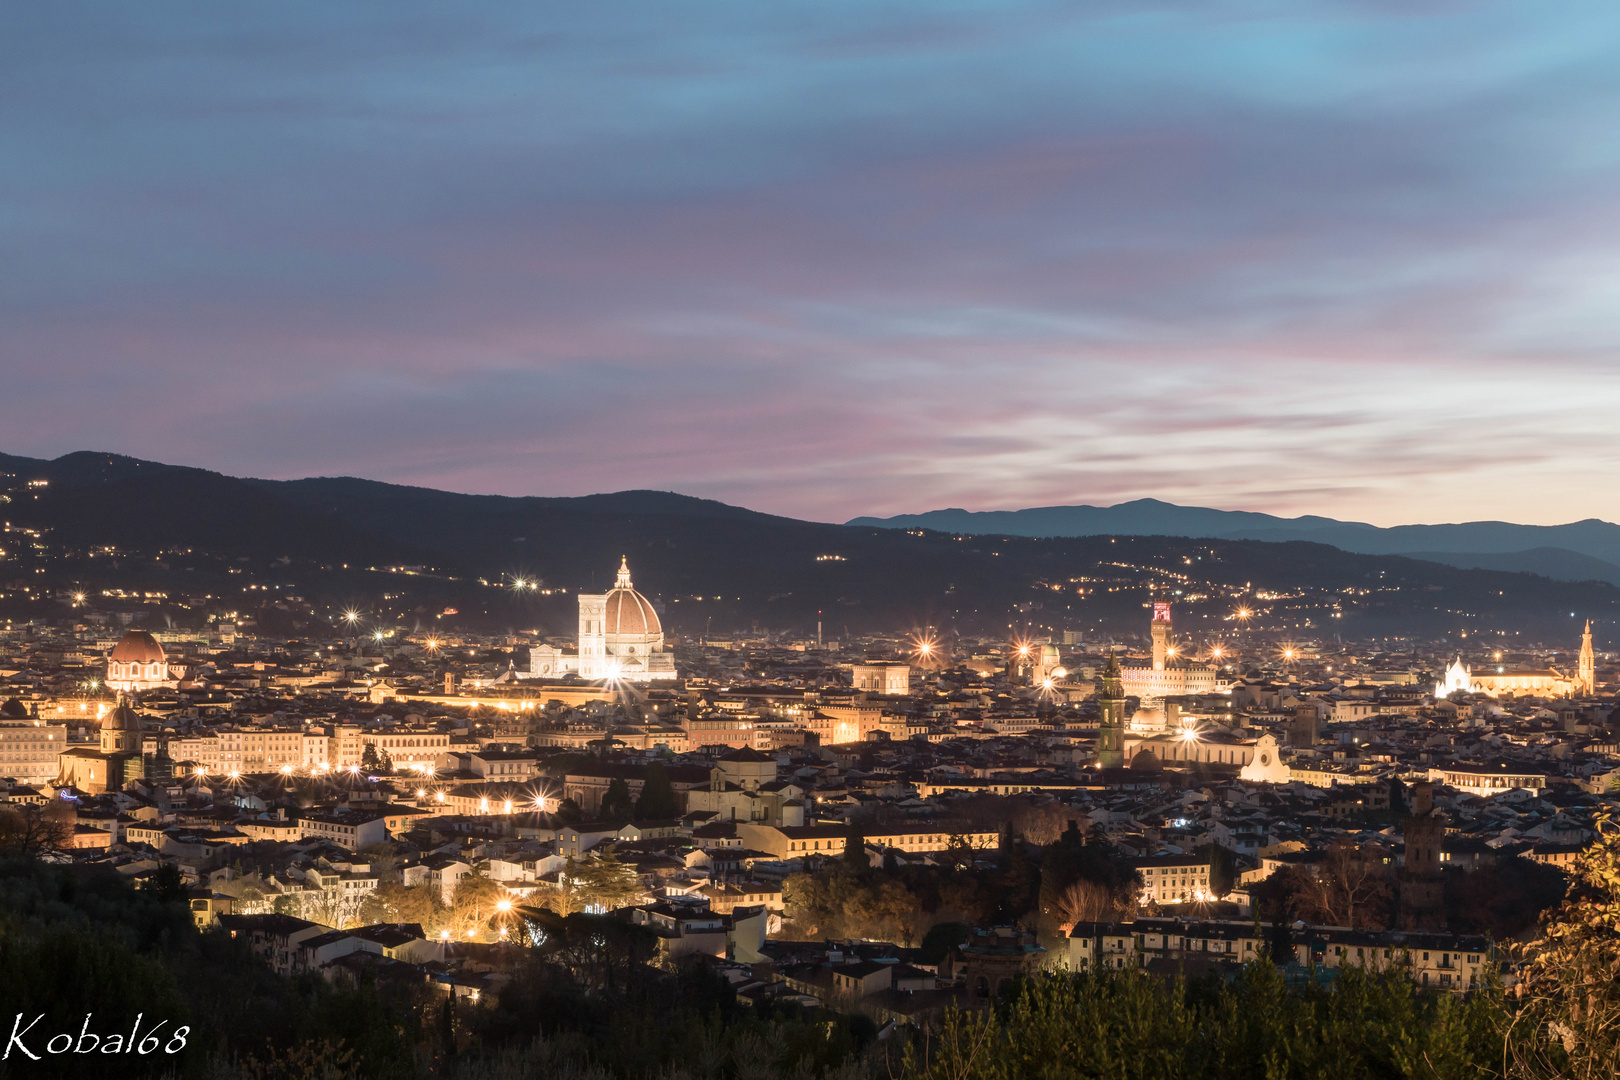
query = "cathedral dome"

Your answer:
(603, 557), (662, 637)
(109, 630), (165, 665)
